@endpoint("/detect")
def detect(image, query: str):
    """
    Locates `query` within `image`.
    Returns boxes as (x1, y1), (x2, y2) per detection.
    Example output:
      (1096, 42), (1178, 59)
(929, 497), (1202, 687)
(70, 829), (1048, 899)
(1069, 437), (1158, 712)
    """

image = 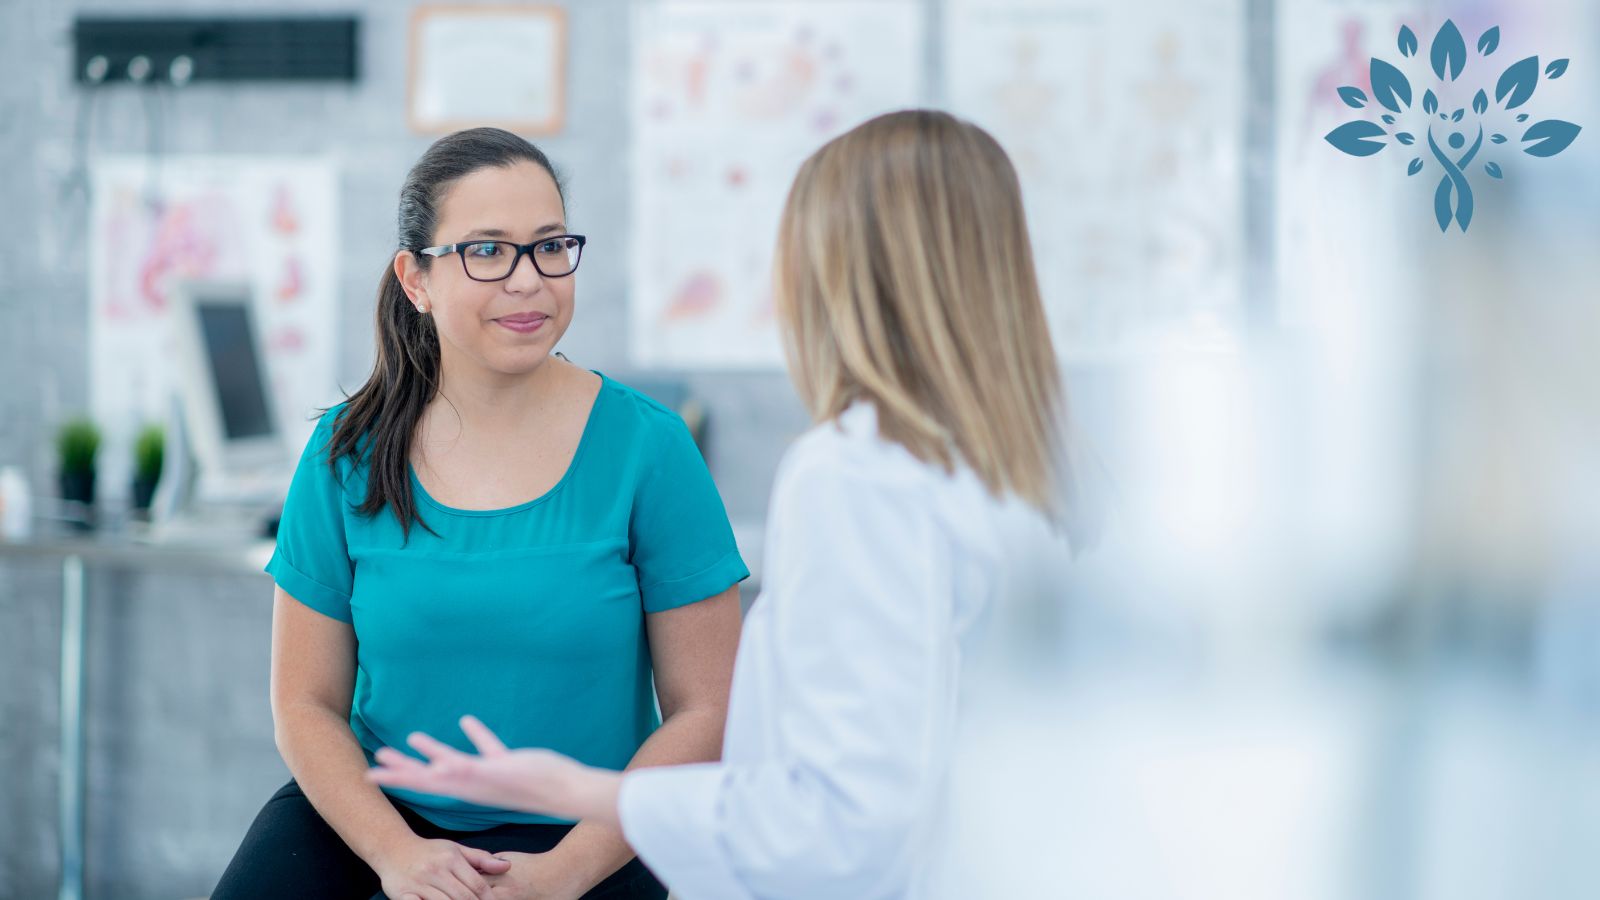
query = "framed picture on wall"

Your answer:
(408, 5), (567, 135)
